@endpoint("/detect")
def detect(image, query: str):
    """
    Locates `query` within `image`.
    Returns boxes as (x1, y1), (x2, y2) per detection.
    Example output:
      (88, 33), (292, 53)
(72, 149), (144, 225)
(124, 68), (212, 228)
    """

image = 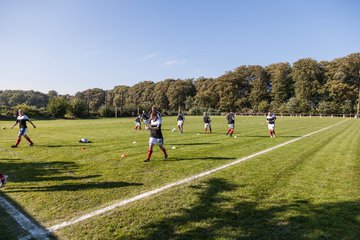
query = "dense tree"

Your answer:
(75, 88), (105, 114)
(166, 79), (196, 111)
(194, 77), (218, 110)
(48, 90), (59, 100)
(153, 79), (174, 111)
(47, 97), (69, 117)
(126, 81), (155, 112)
(112, 85), (130, 117)
(266, 62), (293, 111)
(247, 65), (270, 112)
(335, 53), (360, 115)
(292, 58), (324, 111)
(1, 52), (360, 117)
(68, 98), (87, 118)
(215, 70), (248, 111)
(0, 90), (48, 107)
